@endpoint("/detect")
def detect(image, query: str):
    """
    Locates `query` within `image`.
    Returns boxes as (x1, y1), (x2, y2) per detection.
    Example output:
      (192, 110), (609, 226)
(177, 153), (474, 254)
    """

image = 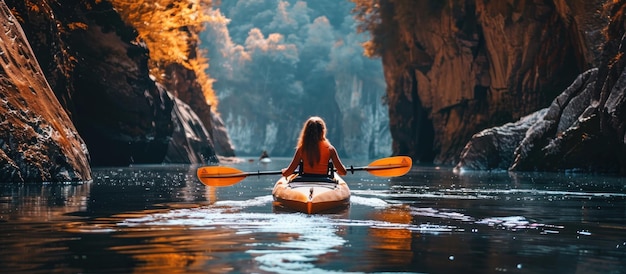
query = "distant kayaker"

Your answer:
(259, 150), (269, 160)
(282, 116), (347, 177)
(259, 150), (271, 163)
